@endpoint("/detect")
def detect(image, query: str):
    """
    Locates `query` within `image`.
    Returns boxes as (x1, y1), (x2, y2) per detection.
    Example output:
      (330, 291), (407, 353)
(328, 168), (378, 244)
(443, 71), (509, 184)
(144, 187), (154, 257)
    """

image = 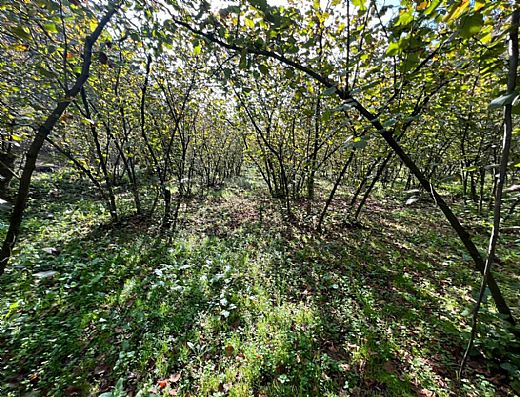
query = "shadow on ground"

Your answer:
(0, 175), (518, 397)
